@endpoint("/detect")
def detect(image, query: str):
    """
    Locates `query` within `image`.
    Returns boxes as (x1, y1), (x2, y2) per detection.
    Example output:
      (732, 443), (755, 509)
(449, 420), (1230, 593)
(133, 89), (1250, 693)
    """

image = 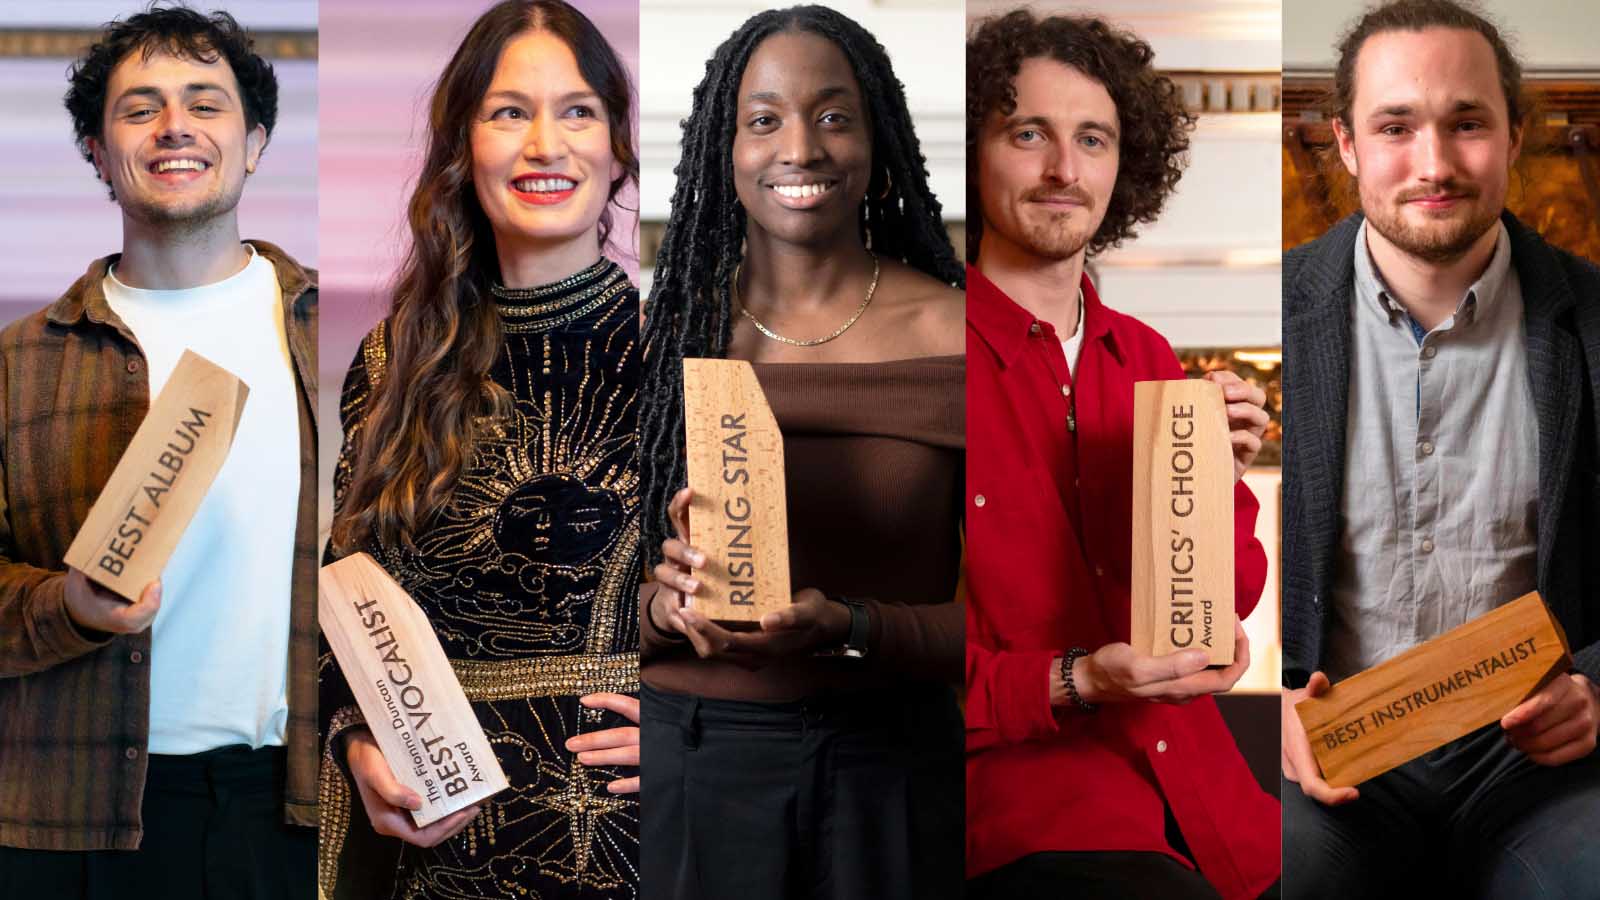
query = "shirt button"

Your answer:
(974, 494), (986, 508)
(124, 747), (138, 761)
(1156, 740), (1168, 753)
(1094, 565), (1105, 577)
(1061, 384), (1071, 397)
(129, 651), (143, 664)
(1420, 441), (1435, 456)
(1421, 538), (1435, 553)
(1422, 345), (1438, 359)
(126, 359), (140, 374)
(1029, 323), (1041, 336)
